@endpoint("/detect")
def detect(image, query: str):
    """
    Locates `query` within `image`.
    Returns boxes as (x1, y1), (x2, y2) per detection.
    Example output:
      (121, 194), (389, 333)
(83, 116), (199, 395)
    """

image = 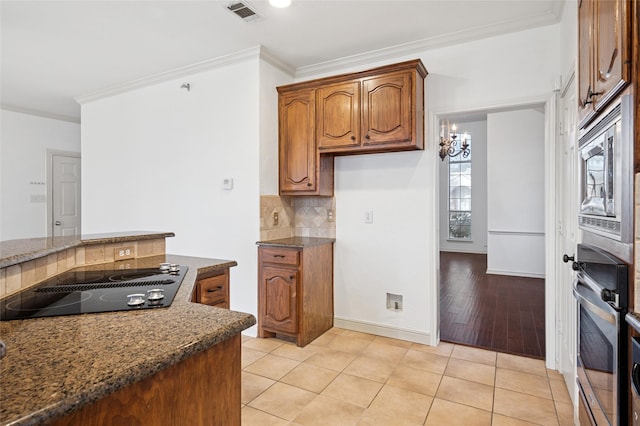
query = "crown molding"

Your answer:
(295, 10), (562, 79)
(259, 46), (296, 77)
(1, 104), (80, 124)
(74, 46), (273, 105)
